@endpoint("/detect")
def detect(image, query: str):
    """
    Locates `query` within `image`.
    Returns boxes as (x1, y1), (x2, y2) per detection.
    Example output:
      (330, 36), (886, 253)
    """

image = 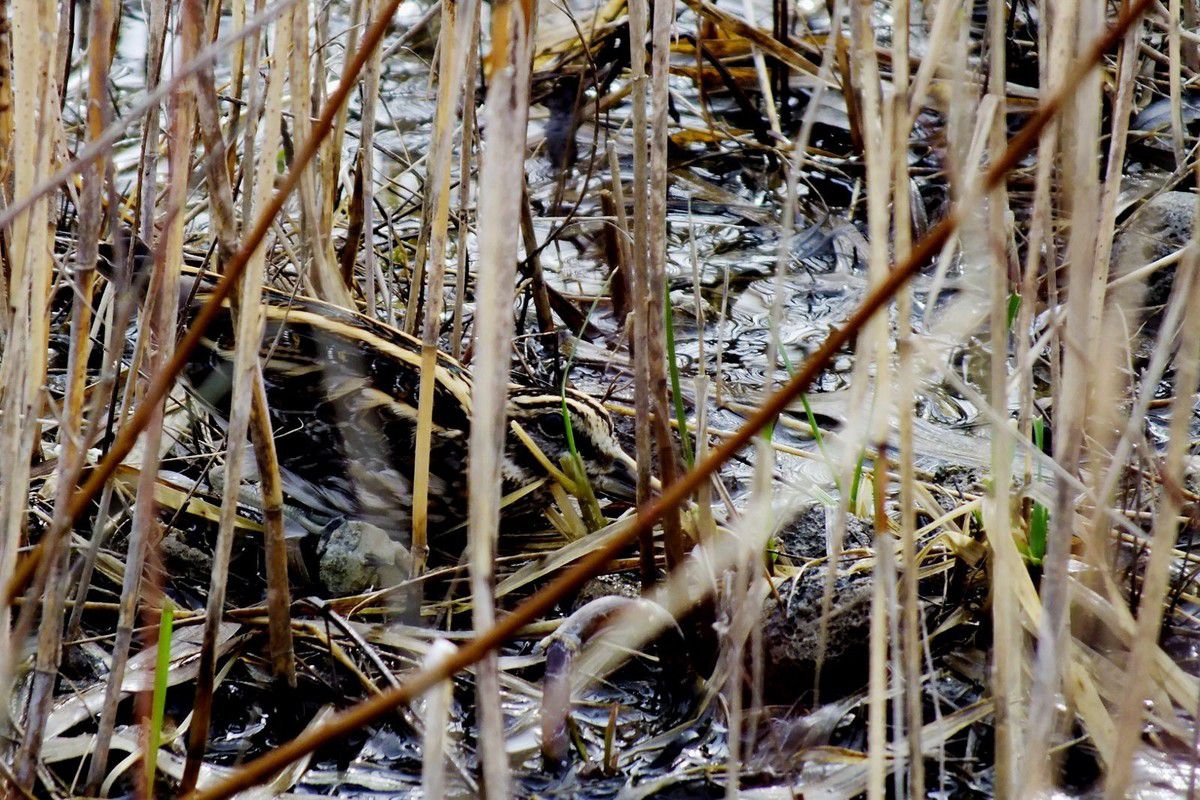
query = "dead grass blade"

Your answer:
(465, 0), (536, 790)
(413, 0), (480, 576)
